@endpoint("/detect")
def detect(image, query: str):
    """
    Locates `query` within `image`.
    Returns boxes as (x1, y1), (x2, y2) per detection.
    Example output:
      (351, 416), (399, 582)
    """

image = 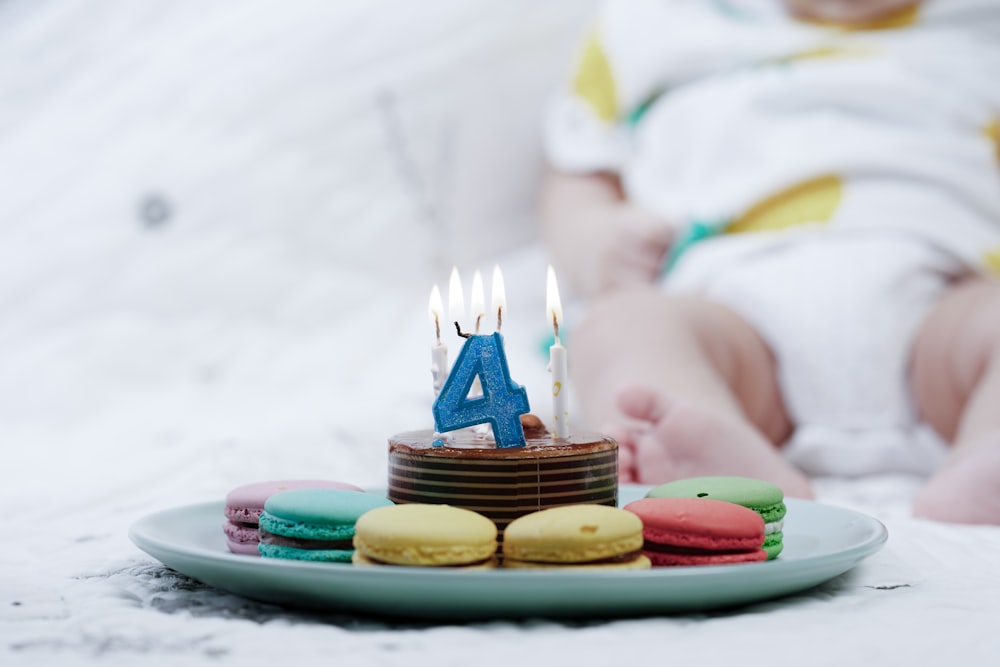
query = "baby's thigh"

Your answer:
(911, 277), (1000, 441)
